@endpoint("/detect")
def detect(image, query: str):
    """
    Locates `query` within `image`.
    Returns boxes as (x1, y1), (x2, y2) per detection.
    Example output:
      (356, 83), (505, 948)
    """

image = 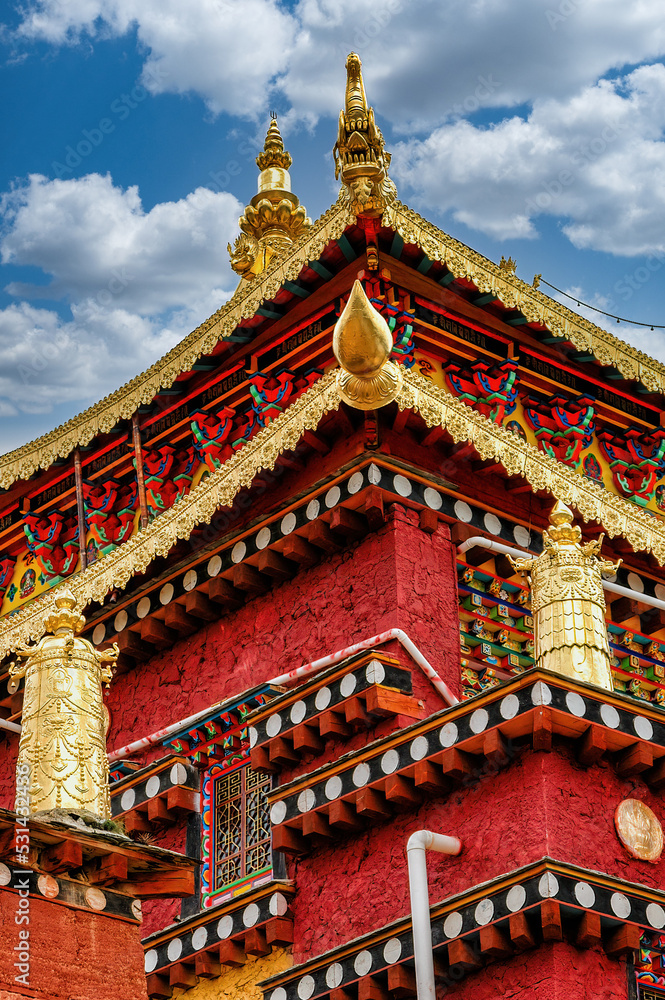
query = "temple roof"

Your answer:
(1, 52), (665, 654)
(0, 50), (662, 489)
(0, 194), (663, 490)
